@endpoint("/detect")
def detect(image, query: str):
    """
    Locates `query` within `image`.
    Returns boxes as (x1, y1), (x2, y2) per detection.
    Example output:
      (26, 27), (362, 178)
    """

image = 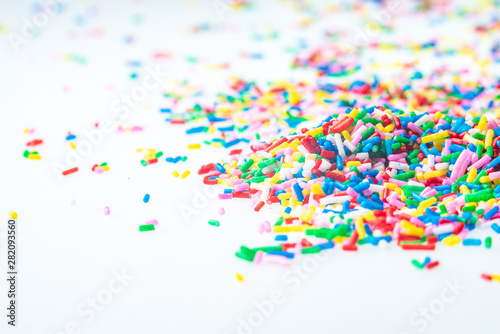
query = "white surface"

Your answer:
(1, 1), (500, 334)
